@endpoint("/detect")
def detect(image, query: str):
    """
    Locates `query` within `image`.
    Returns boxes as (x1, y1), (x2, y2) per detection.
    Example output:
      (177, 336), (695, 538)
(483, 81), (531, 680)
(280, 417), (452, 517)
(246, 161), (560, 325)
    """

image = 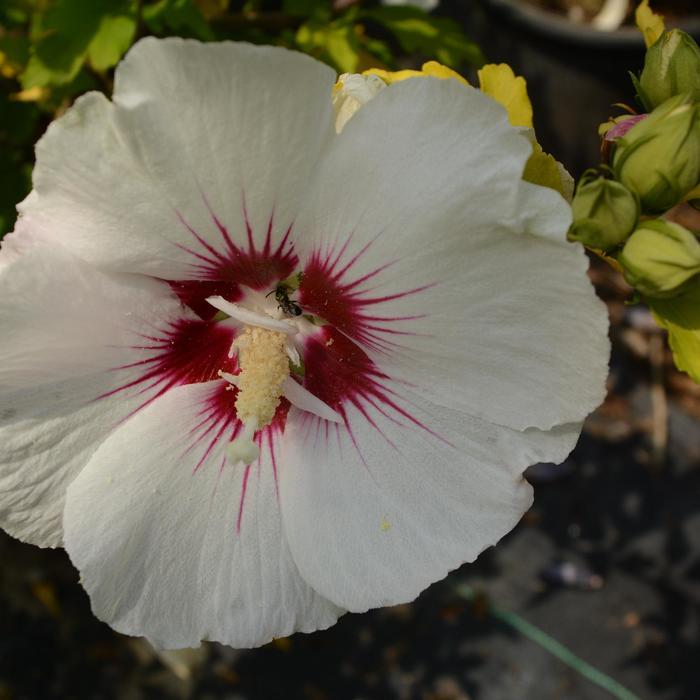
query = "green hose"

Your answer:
(455, 584), (643, 700)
